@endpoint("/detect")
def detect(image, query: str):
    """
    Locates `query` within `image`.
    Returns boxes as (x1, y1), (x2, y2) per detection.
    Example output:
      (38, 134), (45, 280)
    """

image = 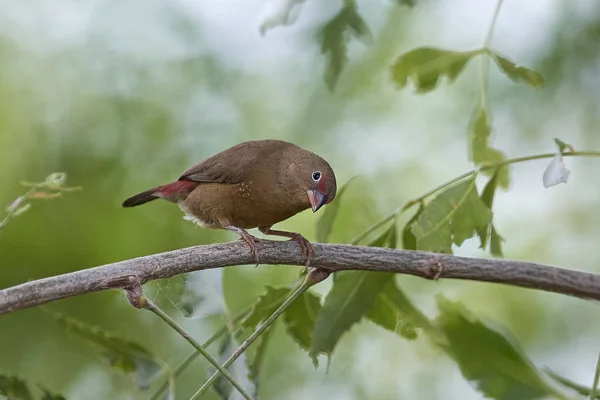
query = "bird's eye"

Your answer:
(312, 171), (322, 182)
